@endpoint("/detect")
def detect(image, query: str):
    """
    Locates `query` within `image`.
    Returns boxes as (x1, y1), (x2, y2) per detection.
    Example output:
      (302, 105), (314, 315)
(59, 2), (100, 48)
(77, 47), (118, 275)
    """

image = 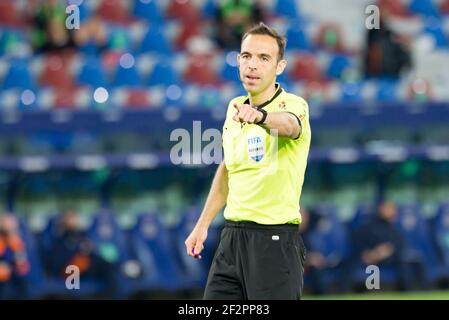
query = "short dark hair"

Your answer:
(242, 22), (286, 61)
